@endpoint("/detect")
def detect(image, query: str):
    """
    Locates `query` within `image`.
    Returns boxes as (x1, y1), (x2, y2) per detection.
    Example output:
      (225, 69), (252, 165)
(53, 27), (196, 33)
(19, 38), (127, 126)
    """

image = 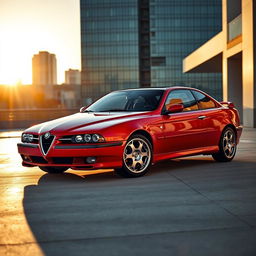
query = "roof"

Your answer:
(118, 86), (196, 92)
